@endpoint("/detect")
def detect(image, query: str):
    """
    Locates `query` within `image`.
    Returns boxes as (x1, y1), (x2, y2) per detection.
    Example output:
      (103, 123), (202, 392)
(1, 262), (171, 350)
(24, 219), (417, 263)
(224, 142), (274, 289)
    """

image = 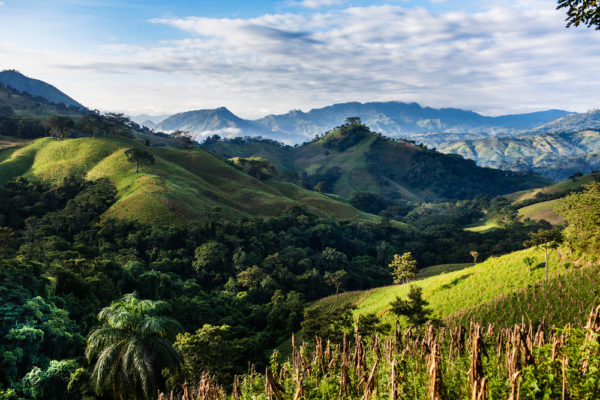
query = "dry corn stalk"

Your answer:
(265, 367), (284, 400)
(581, 305), (600, 374)
(427, 341), (444, 400)
(360, 359), (379, 400)
(468, 324), (486, 400)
